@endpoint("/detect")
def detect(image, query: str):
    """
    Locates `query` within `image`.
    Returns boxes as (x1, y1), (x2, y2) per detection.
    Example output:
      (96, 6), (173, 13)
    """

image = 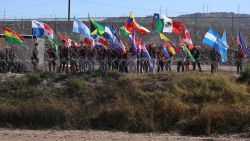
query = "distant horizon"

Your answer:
(1, 12), (250, 20)
(1, 0), (250, 19)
